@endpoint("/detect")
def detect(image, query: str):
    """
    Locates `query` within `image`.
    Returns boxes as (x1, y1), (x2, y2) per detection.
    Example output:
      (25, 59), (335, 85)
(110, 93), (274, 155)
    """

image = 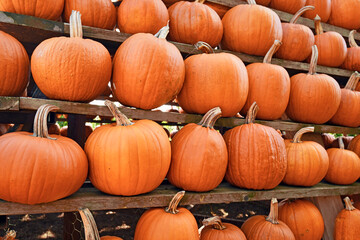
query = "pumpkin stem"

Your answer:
(198, 107), (222, 128)
(2, 230), (16, 240)
(195, 0), (206, 3)
(338, 136), (345, 150)
(195, 41), (215, 54)
(344, 197), (356, 211)
(78, 208), (101, 240)
(344, 71), (360, 90)
(104, 100), (132, 126)
(245, 102), (259, 124)
(314, 15), (323, 35)
(165, 191), (185, 214)
(155, 21), (170, 39)
(32, 104), (59, 140)
(290, 6), (315, 24)
(263, 40), (282, 64)
(202, 216), (227, 230)
(293, 127), (315, 143)
(70, 10), (83, 38)
(247, 0), (257, 4)
(308, 45), (318, 75)
(266, 198), (279, 224)
(349, 30), (359, 48)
